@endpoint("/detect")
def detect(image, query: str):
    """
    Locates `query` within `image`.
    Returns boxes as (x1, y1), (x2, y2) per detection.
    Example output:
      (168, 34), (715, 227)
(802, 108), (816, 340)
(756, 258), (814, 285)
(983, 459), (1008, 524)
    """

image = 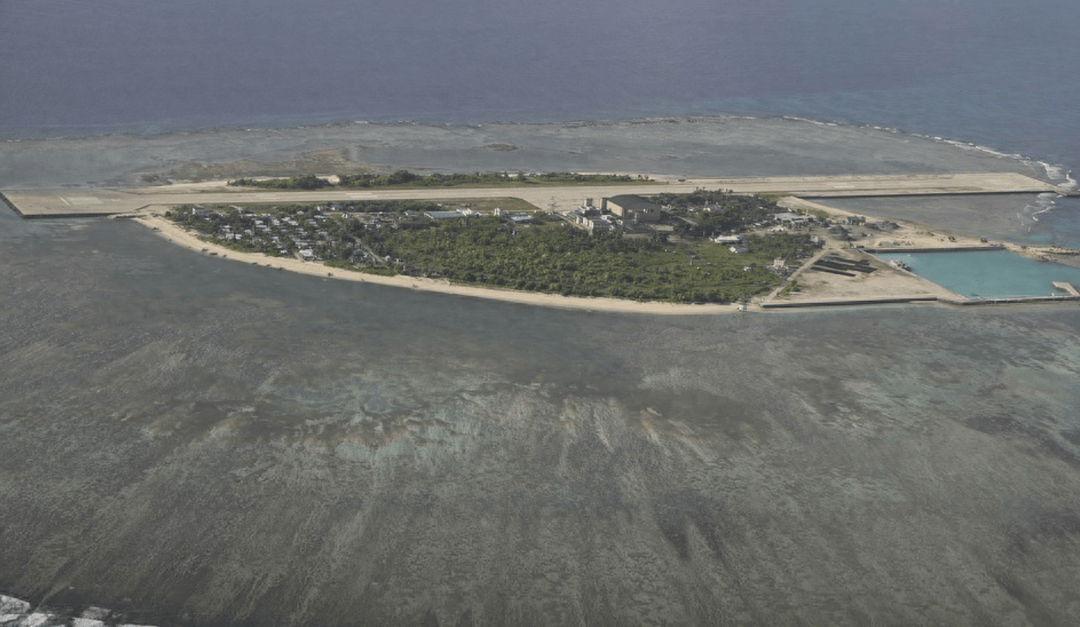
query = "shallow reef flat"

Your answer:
(1, 214), (1079, 626)
(0, 116), (1048, 190)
